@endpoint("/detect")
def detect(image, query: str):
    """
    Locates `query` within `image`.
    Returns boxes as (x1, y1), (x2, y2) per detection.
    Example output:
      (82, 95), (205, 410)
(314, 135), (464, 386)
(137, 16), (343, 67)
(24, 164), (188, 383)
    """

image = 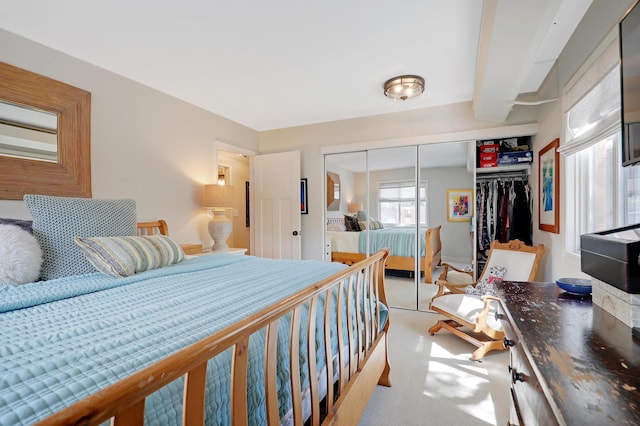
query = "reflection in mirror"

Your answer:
(417, 141), (475, 312)
(217, 166), (230, 185)
(368, 146), (418, 310)
(0, 100), (58, 162)
(324, 152), (367, 262)
(326, 171), (341, 210)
